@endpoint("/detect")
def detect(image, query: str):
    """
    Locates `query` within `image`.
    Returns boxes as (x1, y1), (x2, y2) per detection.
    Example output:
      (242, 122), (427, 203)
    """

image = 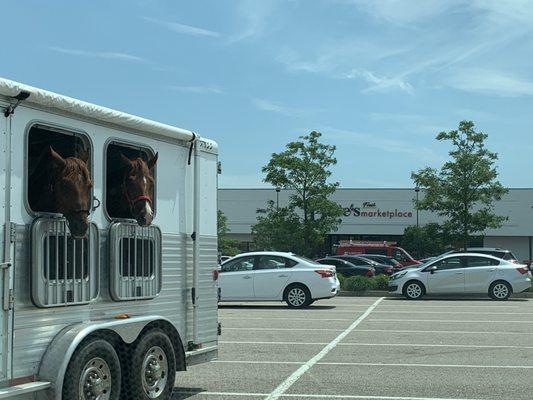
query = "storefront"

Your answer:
(218, 188), (533, 261)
